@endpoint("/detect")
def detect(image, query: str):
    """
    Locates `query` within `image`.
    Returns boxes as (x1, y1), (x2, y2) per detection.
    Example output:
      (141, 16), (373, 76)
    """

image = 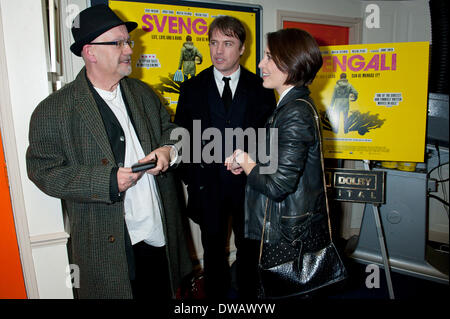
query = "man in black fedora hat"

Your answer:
(26, 4), (192, 299)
